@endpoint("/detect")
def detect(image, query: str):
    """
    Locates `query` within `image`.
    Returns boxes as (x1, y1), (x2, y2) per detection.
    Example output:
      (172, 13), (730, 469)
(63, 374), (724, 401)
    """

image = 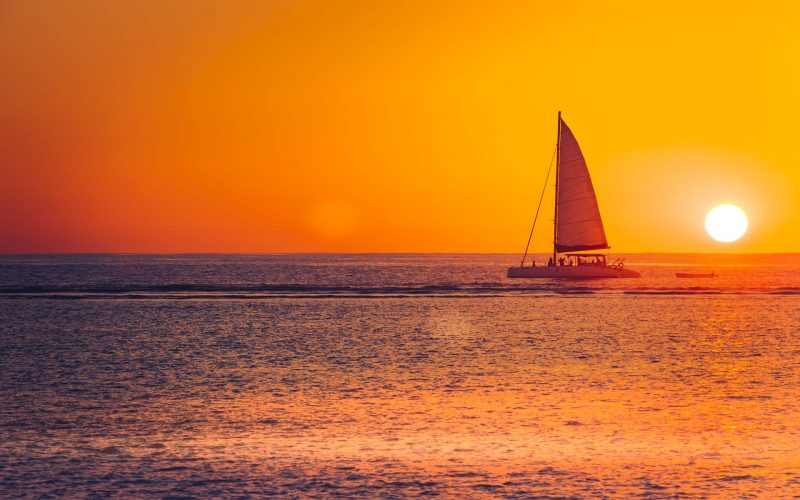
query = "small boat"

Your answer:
(676, 272), (717, 278)
(507, 112), (640, 279)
